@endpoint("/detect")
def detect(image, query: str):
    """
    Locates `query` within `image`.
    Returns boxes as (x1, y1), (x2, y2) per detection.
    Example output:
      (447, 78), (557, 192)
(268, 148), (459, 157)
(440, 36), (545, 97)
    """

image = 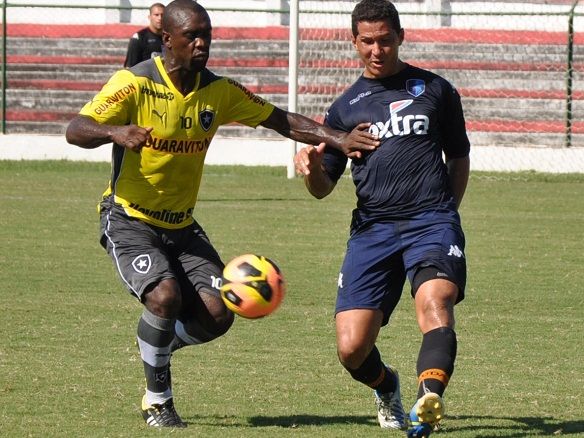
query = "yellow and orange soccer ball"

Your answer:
(220, 254), (285, 319)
